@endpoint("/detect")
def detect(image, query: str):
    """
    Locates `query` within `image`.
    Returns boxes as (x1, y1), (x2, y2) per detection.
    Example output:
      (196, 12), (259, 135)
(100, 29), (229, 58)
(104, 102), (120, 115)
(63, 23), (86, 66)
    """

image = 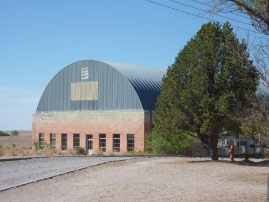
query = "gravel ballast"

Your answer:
(0, 156), (136, 191)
